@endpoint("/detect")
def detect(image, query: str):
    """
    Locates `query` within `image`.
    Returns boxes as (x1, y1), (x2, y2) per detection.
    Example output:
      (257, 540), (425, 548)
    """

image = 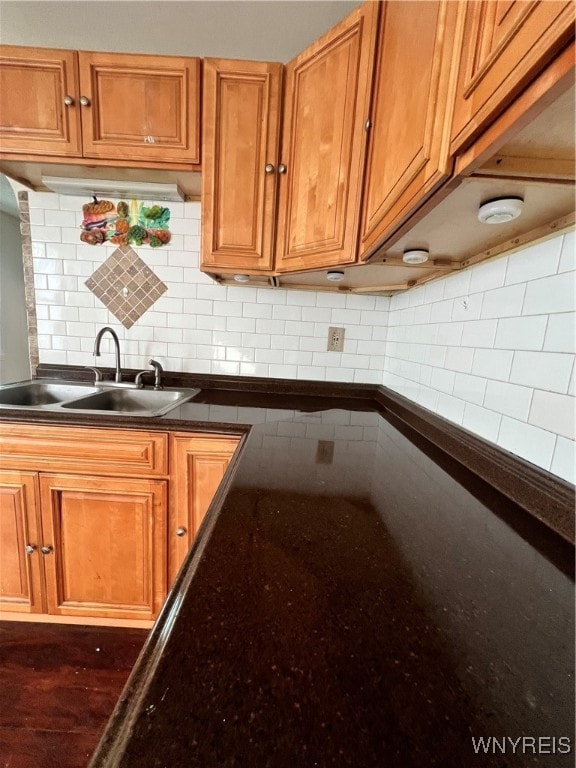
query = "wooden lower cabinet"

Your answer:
(0, 423), (240, 626)
(168, 433), (239, 583)
(0, 471), (43, 614)
(39, 474), (167, 622)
